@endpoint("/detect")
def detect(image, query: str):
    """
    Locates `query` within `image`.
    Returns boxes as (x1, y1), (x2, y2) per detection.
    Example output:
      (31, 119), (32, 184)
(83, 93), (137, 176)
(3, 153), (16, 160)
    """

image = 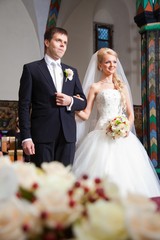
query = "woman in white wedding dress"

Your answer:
(72, 48), (160, 198)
